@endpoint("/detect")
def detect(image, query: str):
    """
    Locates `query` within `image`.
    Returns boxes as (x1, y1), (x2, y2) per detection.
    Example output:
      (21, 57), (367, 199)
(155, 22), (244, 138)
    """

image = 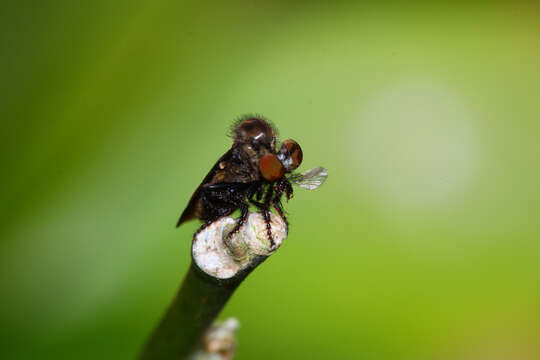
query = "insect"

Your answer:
(177, 115), (327, 246)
